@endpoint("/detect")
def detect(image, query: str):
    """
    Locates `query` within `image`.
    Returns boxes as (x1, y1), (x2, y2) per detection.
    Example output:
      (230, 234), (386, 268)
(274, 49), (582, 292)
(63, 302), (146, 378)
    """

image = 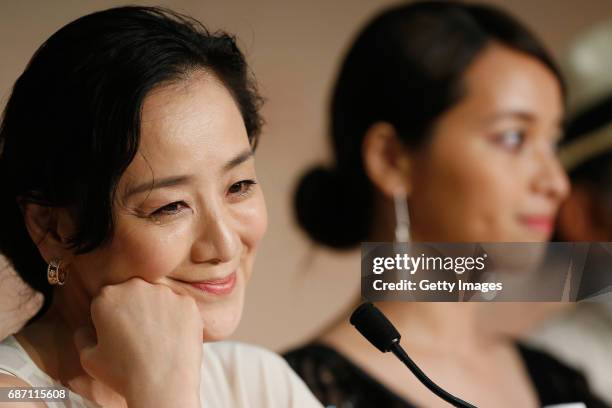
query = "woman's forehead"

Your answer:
(138, 75), (250, 165)
(459, 44), (563, 122)
(117, 75), (251, 193)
